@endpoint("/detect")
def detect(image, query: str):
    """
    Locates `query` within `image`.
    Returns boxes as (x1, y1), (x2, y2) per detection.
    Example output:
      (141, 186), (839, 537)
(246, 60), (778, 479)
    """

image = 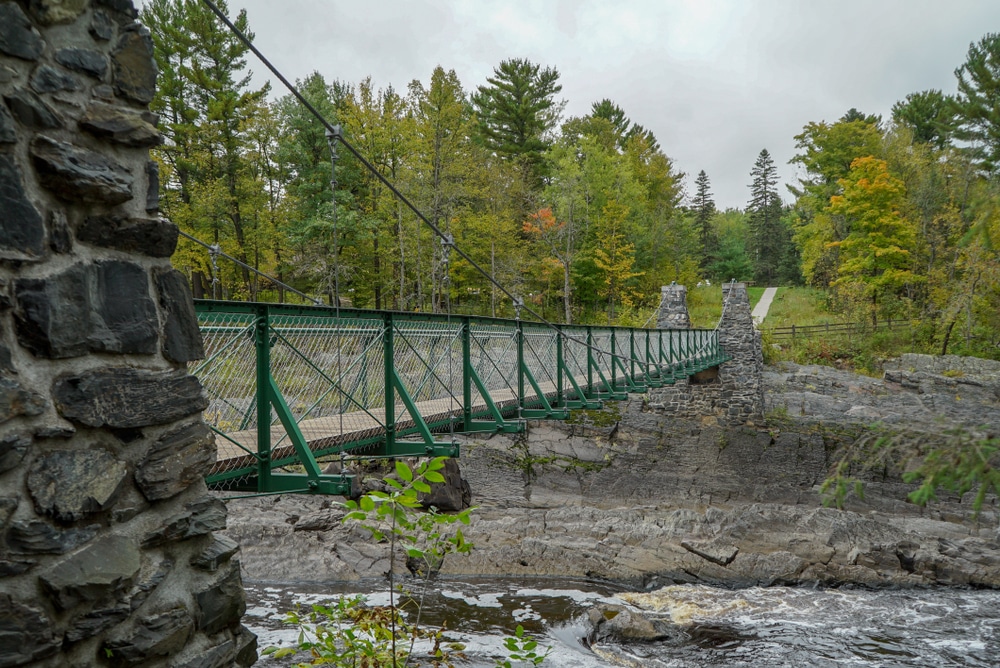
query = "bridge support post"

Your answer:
(255, 307), (272, 490)
(648, 283), (764, 426)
